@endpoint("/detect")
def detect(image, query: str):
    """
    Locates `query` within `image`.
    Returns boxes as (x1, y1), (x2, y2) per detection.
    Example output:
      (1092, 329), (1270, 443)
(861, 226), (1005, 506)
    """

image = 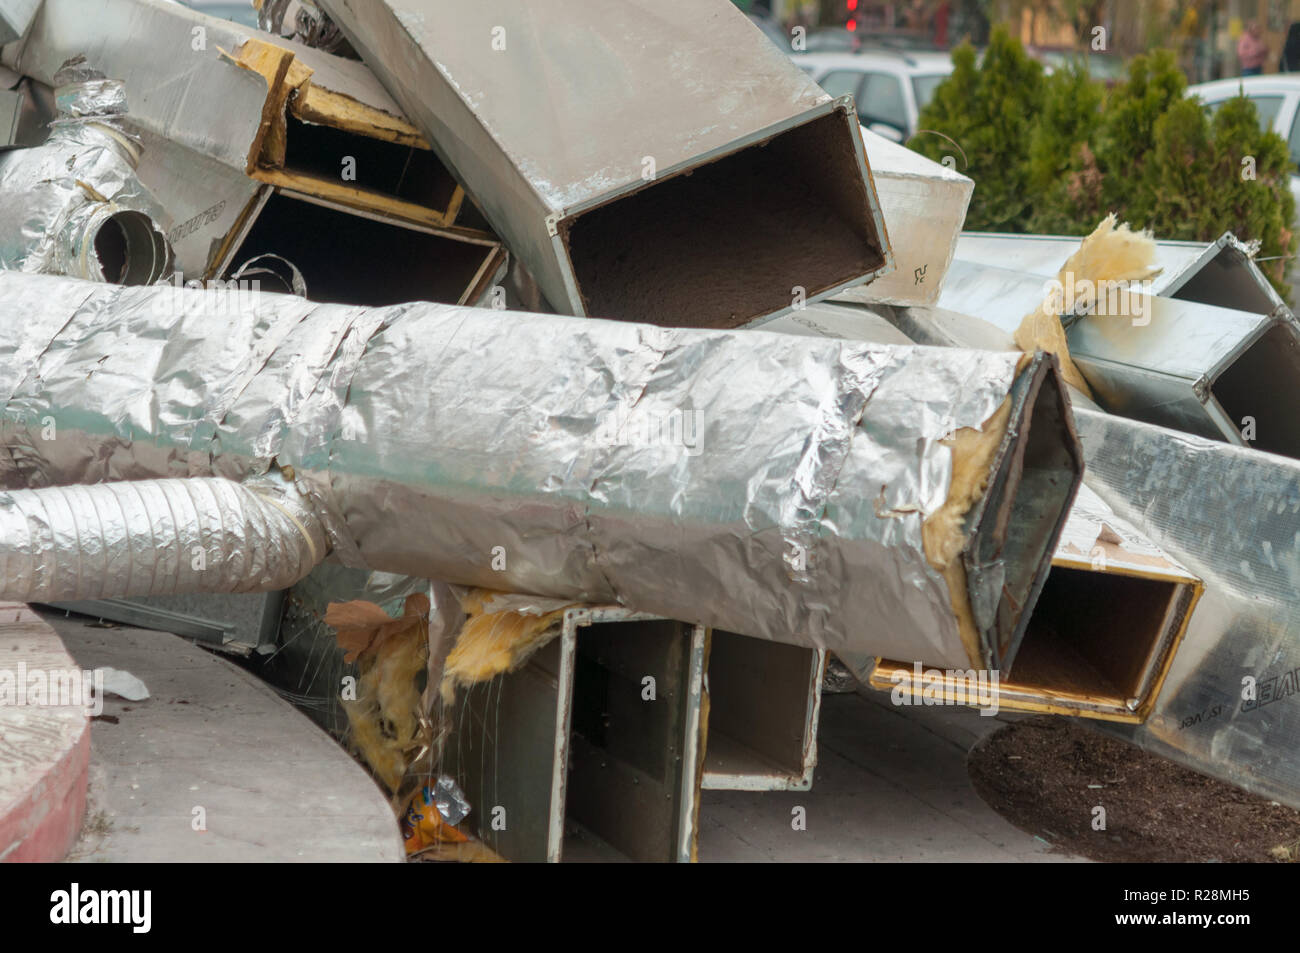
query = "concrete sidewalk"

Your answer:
(0, 604), (89, 862)
(42, 609), (403, 863)
(35, 605), (1084, 863)
(698, 688), (1087, 862)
